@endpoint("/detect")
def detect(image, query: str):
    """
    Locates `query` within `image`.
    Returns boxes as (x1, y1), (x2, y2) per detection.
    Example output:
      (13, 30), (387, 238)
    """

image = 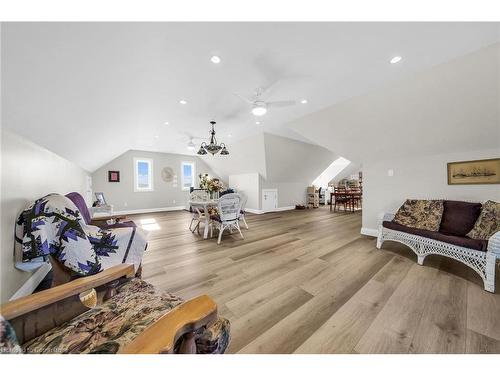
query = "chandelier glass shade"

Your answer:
(197, 121), (229, 156)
